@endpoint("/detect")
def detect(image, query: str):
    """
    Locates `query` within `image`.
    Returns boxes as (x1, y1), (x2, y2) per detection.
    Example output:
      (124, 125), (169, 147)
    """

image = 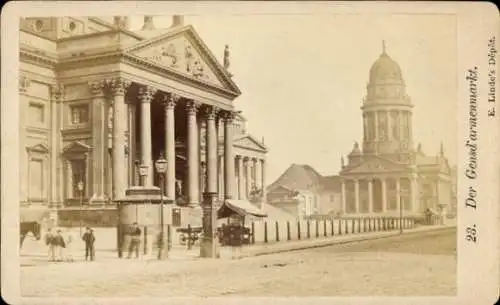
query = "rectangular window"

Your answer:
(71, 104), (89, 124)
(29, 159), (44, 199)
(29, 102), (45, 124)
(71, 159), (86, 197)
